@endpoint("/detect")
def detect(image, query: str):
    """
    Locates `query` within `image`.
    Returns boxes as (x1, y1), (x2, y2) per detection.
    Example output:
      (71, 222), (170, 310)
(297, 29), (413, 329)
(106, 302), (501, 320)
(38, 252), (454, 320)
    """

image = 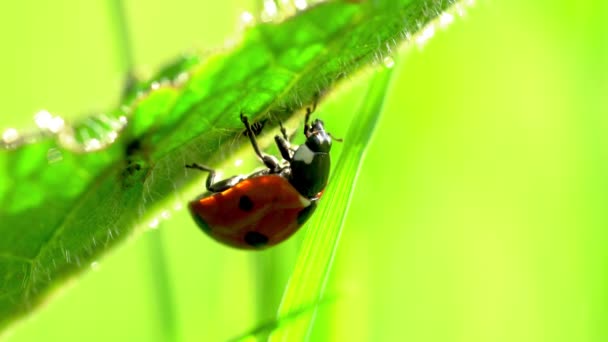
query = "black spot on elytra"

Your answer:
(244, 231), (268, 247)
(238, 195), (254, 211)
